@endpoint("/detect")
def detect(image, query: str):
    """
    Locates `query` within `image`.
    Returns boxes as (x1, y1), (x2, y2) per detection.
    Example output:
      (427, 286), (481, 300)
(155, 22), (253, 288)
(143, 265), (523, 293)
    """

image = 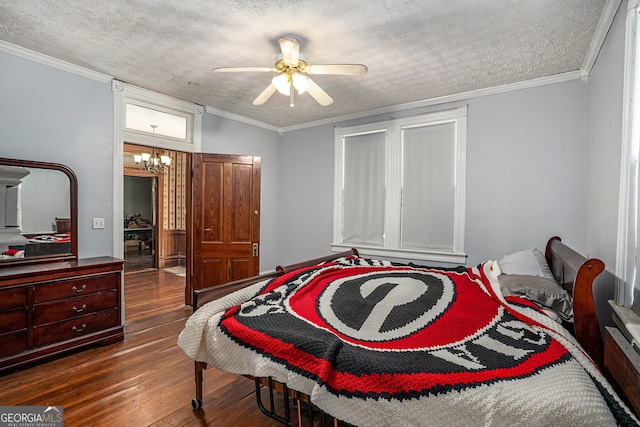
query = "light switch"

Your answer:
(92, 217), (105, 229)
